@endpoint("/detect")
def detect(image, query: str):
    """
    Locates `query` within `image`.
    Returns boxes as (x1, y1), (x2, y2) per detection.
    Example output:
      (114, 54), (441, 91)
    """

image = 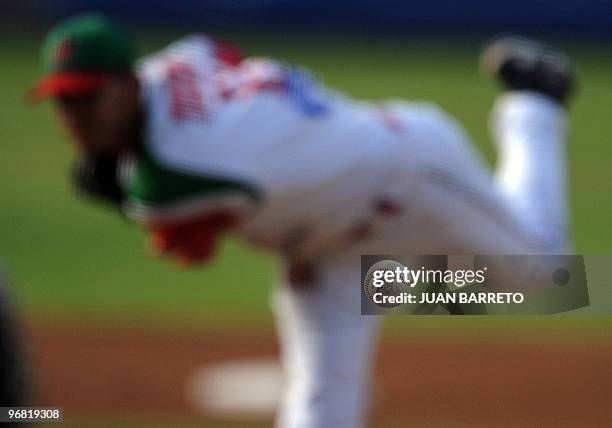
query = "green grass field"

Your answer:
(1, 32), (611, 337)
